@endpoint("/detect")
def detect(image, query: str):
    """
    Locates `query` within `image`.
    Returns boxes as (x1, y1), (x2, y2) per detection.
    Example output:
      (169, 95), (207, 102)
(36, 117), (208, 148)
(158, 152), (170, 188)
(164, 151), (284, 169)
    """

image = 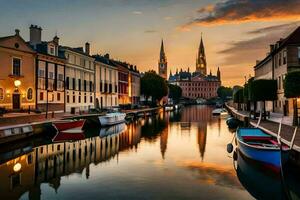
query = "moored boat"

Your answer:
(52, 119), (86, 132)
(236, 128), (289, 169)
(98, 112), (126, 126)
(212, 108), (228, 116)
